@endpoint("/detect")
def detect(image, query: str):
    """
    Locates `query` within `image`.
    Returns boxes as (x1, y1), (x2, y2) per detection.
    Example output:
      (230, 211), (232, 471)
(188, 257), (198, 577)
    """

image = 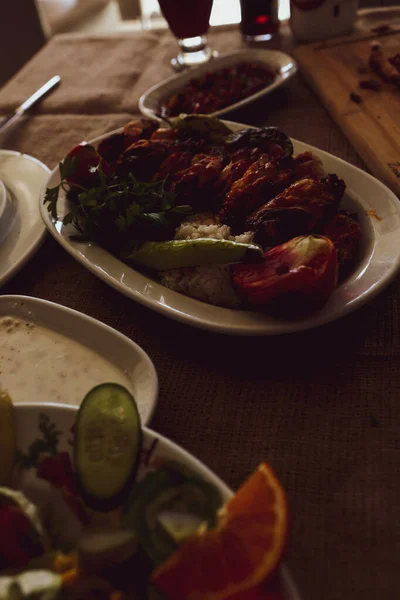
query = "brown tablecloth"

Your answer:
(0, 24), (399, 600)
